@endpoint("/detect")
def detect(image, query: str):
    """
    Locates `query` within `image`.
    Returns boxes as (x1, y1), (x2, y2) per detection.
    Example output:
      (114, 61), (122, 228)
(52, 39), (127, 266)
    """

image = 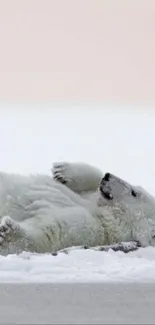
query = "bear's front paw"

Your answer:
(52, 162), (70, 185)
